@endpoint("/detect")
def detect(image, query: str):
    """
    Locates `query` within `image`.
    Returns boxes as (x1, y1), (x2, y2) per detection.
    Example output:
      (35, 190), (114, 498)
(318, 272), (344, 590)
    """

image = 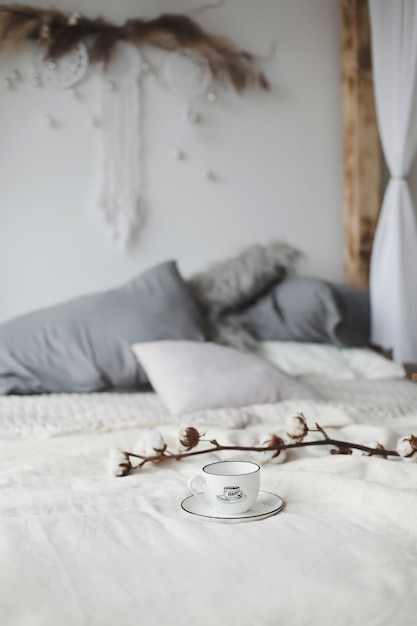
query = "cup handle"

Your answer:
(187, 475), (206, 504)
